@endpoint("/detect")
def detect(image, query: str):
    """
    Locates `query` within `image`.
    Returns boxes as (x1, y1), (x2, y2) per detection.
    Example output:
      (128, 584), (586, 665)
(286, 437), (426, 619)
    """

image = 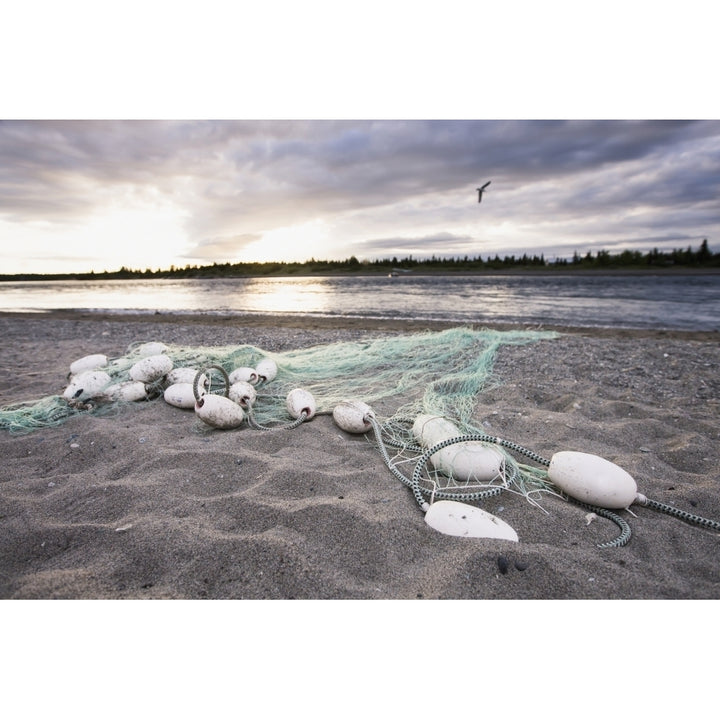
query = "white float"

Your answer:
(332, 400), (374, 434)
(255, 358), (277, 383)
(102, 381), (148, 402)
(195, 394), (246, 429)
(129, 354), (174, 383)
(413, 414), (503, 482)
(547, 451), (638, 509)
(286, 388), (316, 420)
(164, 382), (198, 409)
(229, 381), (257, 407)
(69, 353), (108, 376)
(229, 367), (259, 385)
(166, 367), (203, 386)
(62, 370), (112, 401)
(134, 342), (168, 356)
(424, 500), (519, 541)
